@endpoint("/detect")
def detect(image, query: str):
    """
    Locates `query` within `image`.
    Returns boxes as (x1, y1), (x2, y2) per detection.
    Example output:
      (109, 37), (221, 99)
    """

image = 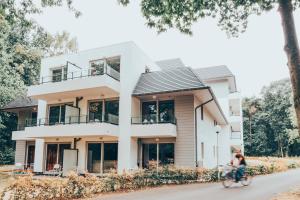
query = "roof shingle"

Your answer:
(1, 95), (37, 110)
(133, 67), (206, 96)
